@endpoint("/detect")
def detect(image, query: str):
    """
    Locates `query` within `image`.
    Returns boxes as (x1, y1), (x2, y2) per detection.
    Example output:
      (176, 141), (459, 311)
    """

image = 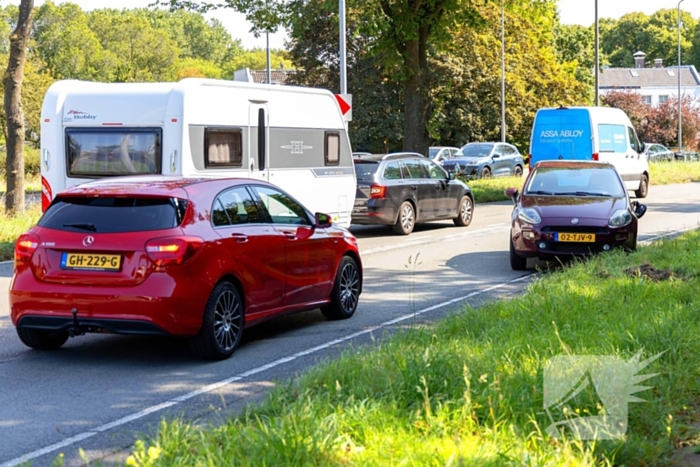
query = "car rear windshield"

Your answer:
(39, 197), (187, 233)
(66, 128), (162, 177)
(526, 167), (624, 197)
(354, 162), (380, 181)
